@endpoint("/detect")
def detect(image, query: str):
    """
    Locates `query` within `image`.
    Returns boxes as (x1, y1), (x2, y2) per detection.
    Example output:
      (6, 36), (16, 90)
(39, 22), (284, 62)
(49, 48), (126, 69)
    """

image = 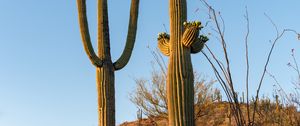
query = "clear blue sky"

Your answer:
(0, 0), (299, 125)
